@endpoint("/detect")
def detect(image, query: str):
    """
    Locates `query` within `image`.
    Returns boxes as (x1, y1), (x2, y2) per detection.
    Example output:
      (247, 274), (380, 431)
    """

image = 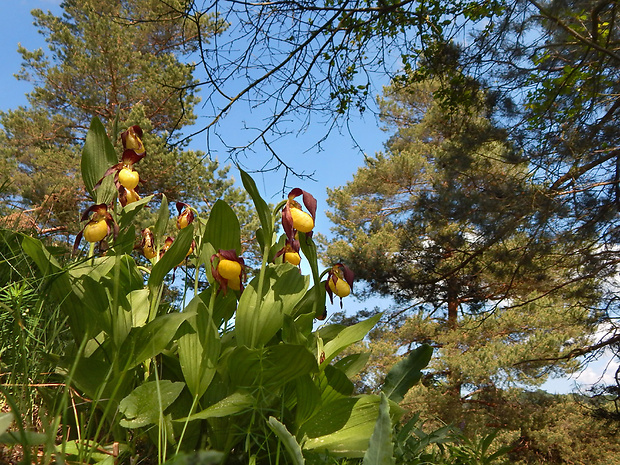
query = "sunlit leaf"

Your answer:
(228, 344), (317, 389)
(120, 312), (195, 369)
(321, 313), (382, 367)
(178, 295), (221, 399)
(149, 224), (194, 290)
(362, 393), (395, 465)
(299, 395), (394, 458)
(176, 392), (254, 422)
(119, 380), (185, 428)
(236, 263), (308, 348)
(267, 417), (305, 465)
(153, 194), (169, 244)
(382, 344), (432, 404)
(204, 199), (241, 254)
(239, 168), (273, 239)
(81, 116), (118, 202)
